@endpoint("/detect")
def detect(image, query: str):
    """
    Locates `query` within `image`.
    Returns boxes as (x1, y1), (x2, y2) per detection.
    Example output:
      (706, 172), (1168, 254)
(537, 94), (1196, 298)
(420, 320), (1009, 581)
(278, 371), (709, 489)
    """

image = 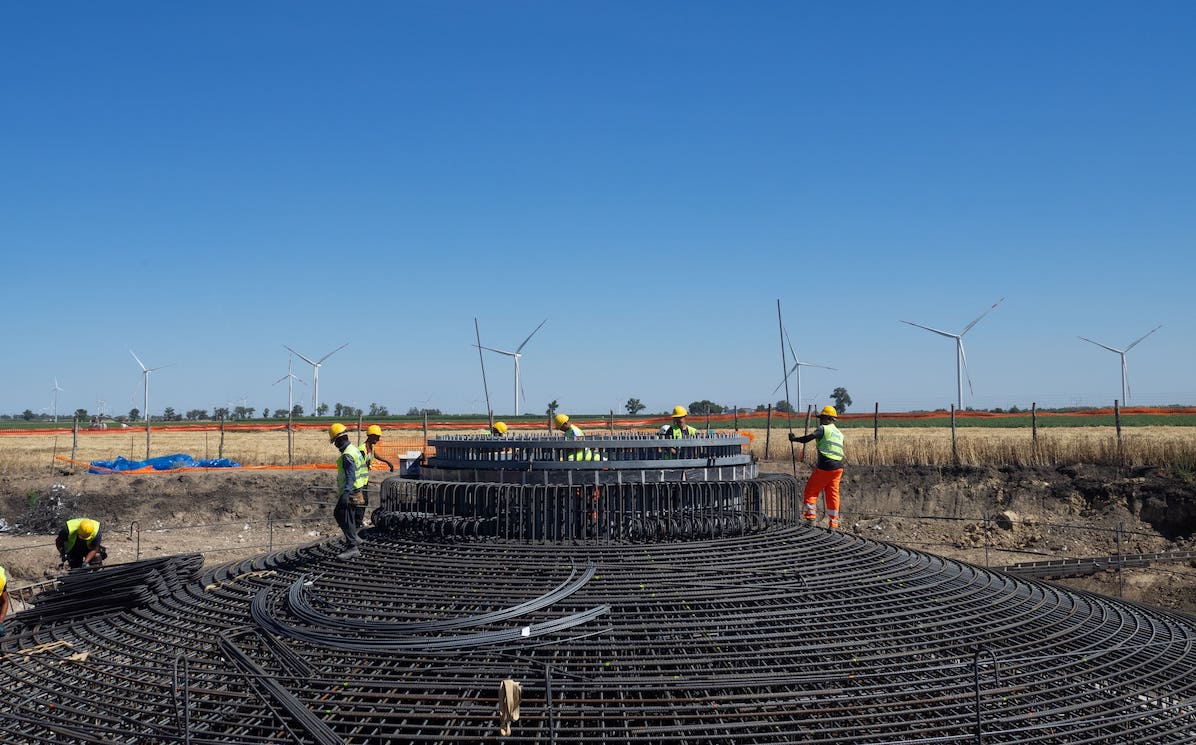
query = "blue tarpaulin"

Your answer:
(89, 453), (241, 474)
